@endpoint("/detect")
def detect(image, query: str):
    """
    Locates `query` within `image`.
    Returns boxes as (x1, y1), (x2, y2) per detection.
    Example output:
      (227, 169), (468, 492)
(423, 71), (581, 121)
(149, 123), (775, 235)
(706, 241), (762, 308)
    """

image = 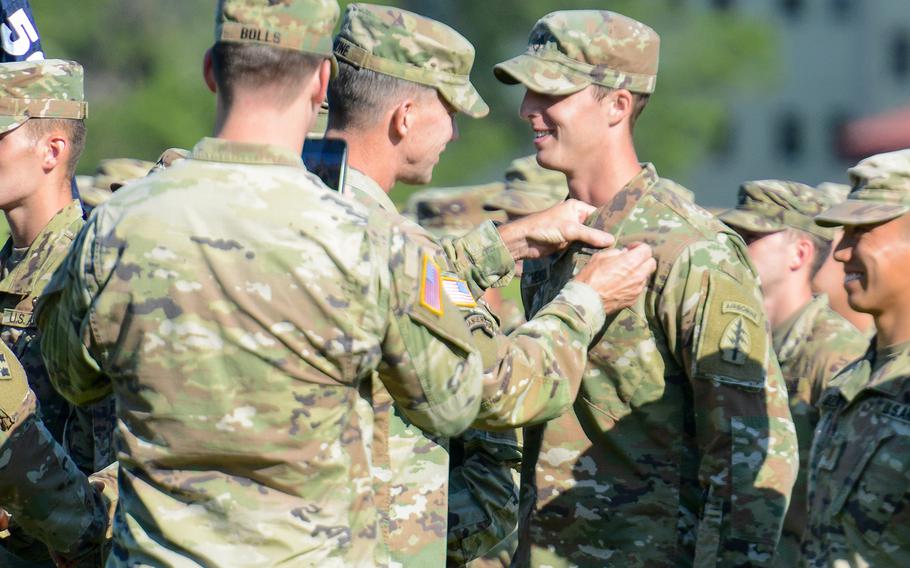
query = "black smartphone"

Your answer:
(302, 137), (348, 192)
